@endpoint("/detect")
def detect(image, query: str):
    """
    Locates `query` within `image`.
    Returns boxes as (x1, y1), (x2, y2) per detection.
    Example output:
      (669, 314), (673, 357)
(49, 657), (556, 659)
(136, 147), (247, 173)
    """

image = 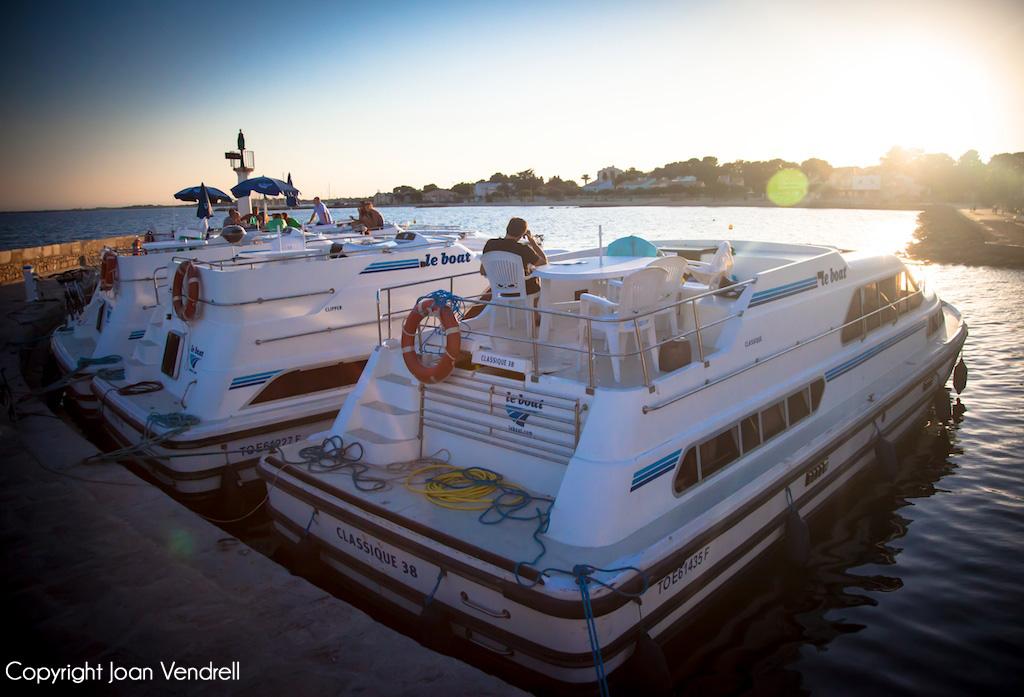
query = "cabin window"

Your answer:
(761, 401), (786, 440)
(161, 332), (183, 379)
(810, 378), (825, 411)
(863, 282), (880, 332)
(841, 290), (863, 343)
(95, 301), (106, 333)
(879, 276), (898, 324)
(699, 426), (740, 479)
(740, 414), (761, 453)
(907, 273), (923, 310)
(673, 448), (699, 494)
(250, 359), (368, 405)
(787, 388), (811, 426)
